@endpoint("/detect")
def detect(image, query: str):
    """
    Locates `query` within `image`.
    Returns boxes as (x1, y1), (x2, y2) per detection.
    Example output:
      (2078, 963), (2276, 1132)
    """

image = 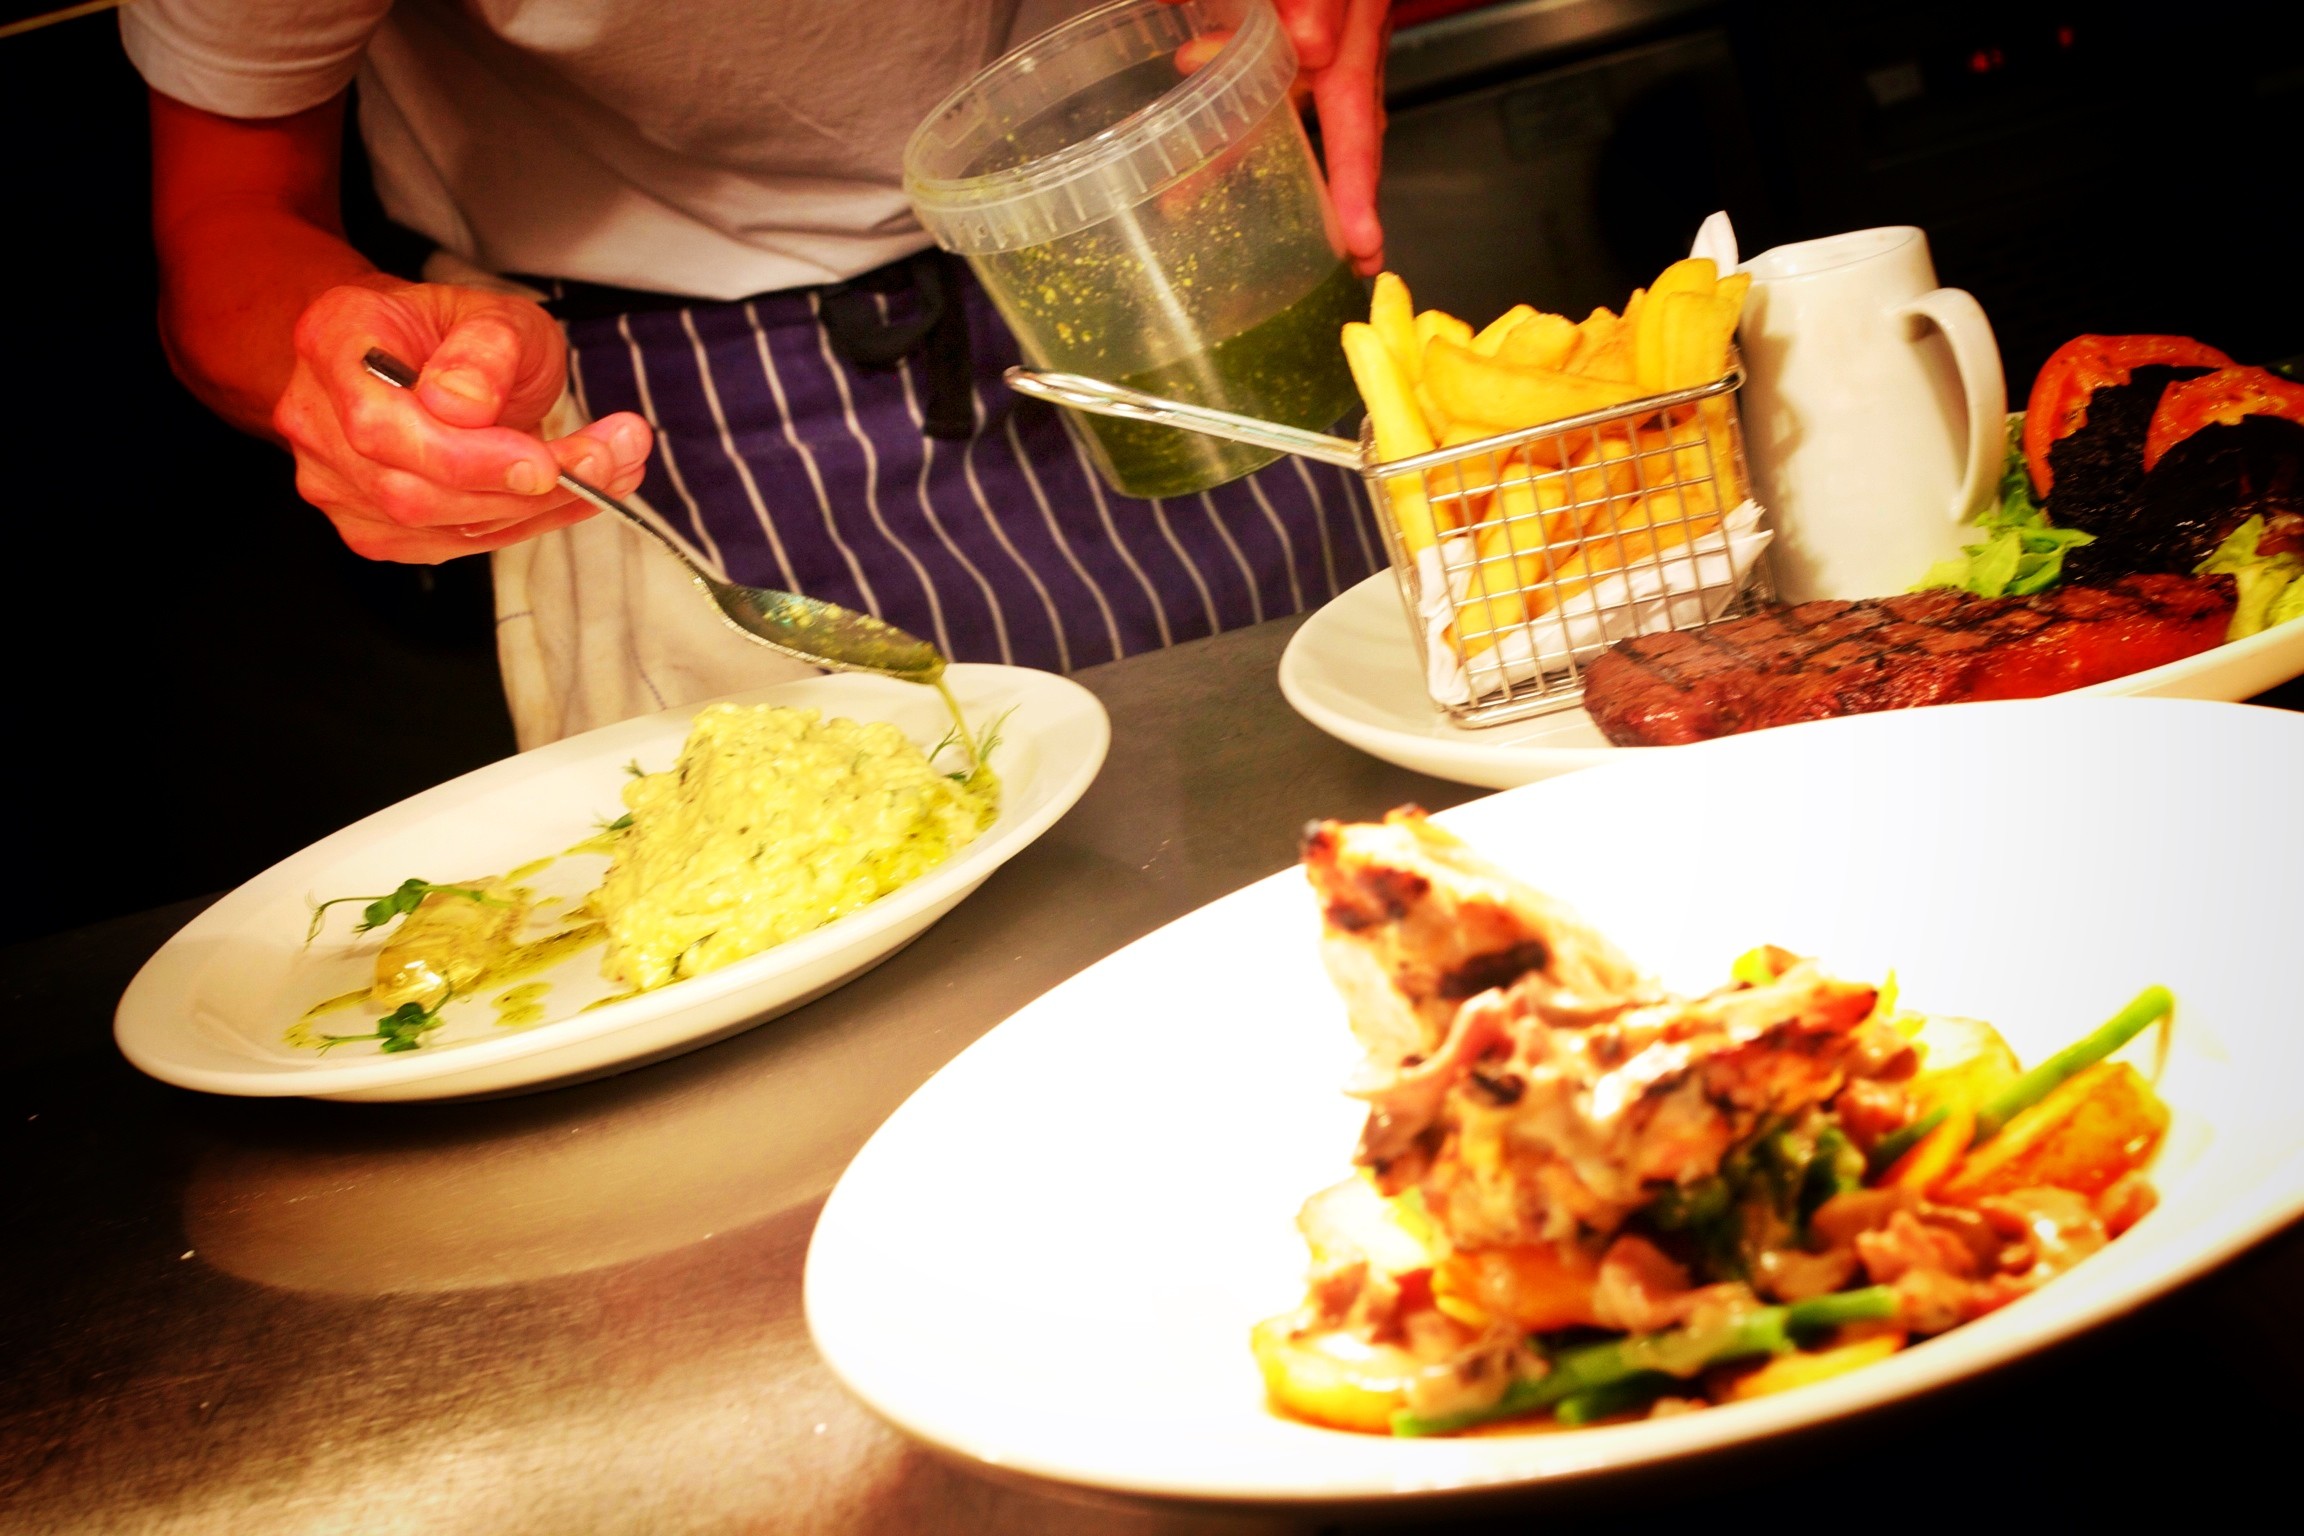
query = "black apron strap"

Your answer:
(529, 251), (979, 442)
(819, 251), (977, 441)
